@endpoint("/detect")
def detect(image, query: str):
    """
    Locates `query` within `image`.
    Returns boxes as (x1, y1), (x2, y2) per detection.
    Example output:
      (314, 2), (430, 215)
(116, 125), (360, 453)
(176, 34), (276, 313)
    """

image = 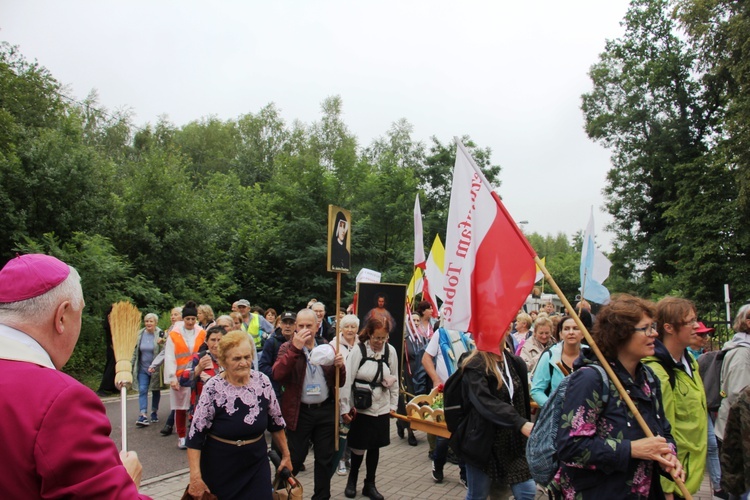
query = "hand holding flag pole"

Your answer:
(535, 256), (691, 499)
